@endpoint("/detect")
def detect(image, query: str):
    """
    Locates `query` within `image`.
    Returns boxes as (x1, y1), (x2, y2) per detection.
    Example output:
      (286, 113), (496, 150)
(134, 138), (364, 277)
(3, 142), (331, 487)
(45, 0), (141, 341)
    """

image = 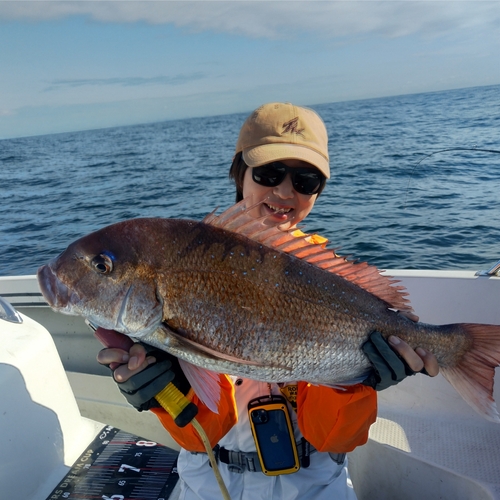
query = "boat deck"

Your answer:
(1, 271), (500, 499)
